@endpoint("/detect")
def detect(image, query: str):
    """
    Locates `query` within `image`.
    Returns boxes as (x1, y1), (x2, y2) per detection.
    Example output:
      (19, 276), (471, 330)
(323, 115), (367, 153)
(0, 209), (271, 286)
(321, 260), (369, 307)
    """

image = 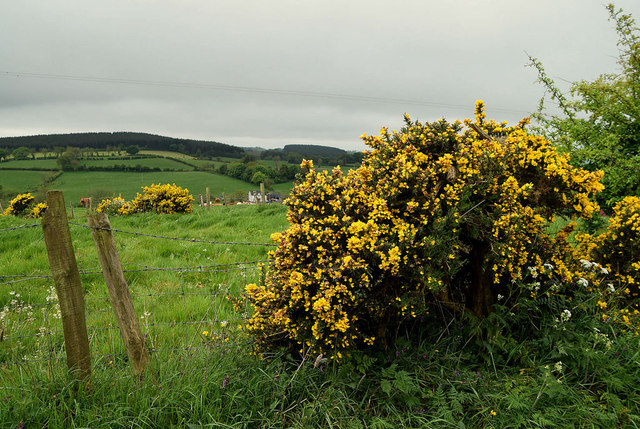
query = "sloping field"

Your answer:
(0, 159), (59, 169)
(0, 157), (193, 170)
(49, 171), (258, 203)
(0, 170), (58, 193)
(80, 157), (193, 170)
